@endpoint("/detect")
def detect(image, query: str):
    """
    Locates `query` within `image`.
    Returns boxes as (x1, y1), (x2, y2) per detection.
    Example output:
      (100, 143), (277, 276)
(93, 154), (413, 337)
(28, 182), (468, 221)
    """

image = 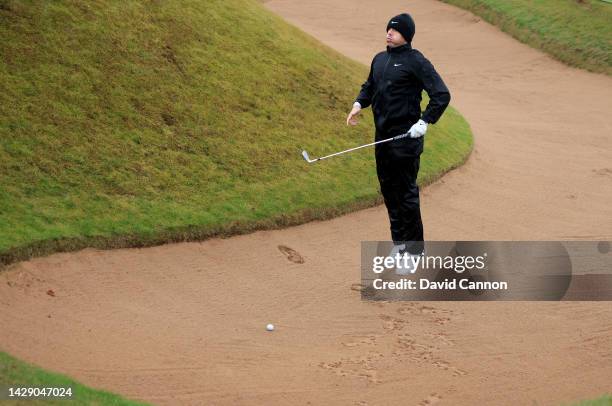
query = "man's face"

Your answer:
(386, 28), (407, 48)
